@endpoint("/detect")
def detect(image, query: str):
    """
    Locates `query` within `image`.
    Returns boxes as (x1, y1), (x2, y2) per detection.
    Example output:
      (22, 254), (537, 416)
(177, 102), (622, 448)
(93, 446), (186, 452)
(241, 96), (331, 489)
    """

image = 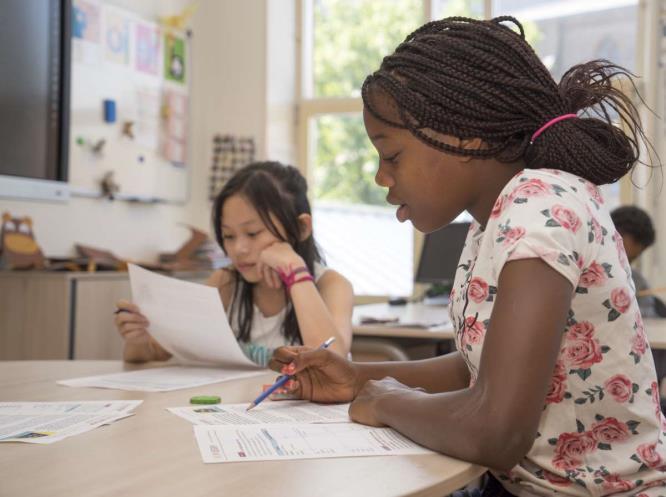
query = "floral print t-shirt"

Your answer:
(449, 169), (666, 497)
